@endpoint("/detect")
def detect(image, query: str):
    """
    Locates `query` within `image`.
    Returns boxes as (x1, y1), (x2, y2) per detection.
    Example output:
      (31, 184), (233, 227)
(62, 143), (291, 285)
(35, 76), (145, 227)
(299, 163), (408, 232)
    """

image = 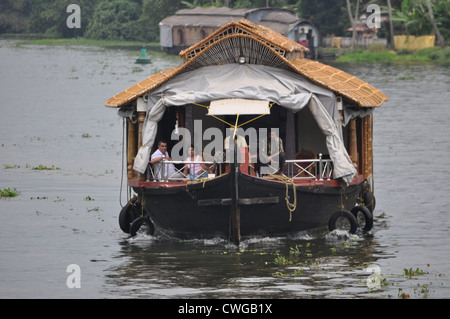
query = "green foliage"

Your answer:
(297, 0), (350, 36)
(403, 267), (429, 278)
(0, 187), (19, 198)
(84, 0), (142, 41)
(337, 45), (450, 63)
(0, 0), (32, 33)
(31, 164), (61, 170)
(139, 0), (185, 42)
(27, 0), (95, 38)
(0, 0), (448, 45)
